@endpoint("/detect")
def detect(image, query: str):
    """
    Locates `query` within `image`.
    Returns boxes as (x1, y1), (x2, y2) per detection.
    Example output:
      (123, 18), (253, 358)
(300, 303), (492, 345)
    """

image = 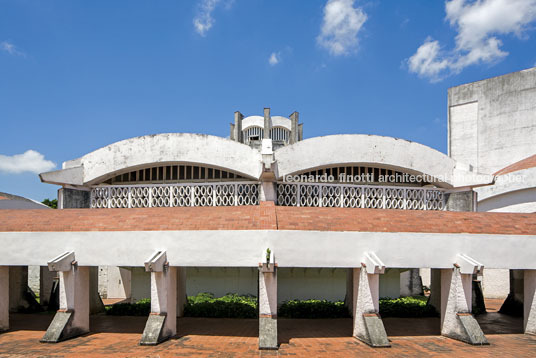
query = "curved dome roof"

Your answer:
(274, 134), (480, 188)
(40, 133), (263, 185)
